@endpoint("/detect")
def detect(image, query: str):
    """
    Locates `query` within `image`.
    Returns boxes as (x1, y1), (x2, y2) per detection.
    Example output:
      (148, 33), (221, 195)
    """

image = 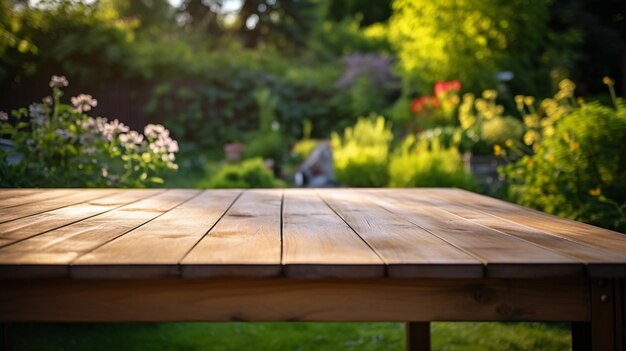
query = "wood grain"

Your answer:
(319, 189), (483, 278)
(365, 189), (584, 278)
(0, 189), (39, 200)
(282, 189), (384, 278)
(0, 190), (163, 248)
(71, 190), (239, 279)
(419, 189), (626, 277)
(0, 190), (198, 279)
(0, 278), (590, 322)
(397, 189), (626, 277)
(0, 189), (76, 209)
(181, 189), (281, 278)
(0, 189), (118, 223)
